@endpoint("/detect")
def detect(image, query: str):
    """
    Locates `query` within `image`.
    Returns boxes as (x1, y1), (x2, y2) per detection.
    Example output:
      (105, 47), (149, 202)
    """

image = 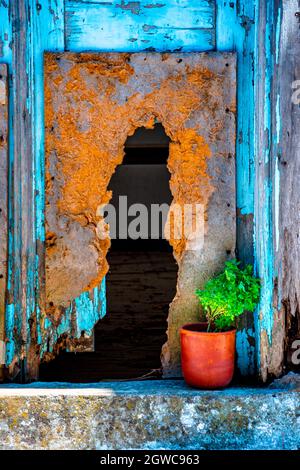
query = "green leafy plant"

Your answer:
(195, 259), (261, 332)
